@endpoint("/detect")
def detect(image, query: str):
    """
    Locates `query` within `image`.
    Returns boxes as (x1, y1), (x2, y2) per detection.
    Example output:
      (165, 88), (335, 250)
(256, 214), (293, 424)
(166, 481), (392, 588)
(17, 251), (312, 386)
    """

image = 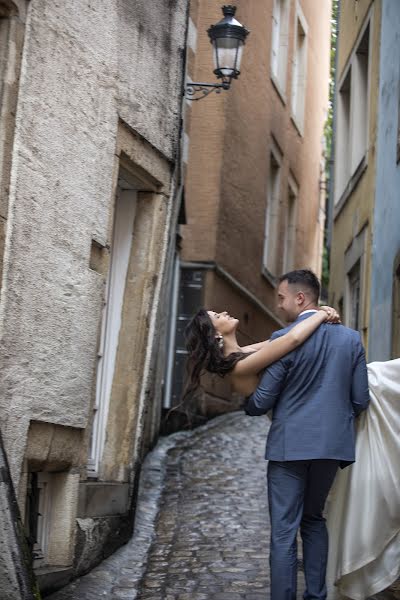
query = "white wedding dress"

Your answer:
(326, 359), (400, 599)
